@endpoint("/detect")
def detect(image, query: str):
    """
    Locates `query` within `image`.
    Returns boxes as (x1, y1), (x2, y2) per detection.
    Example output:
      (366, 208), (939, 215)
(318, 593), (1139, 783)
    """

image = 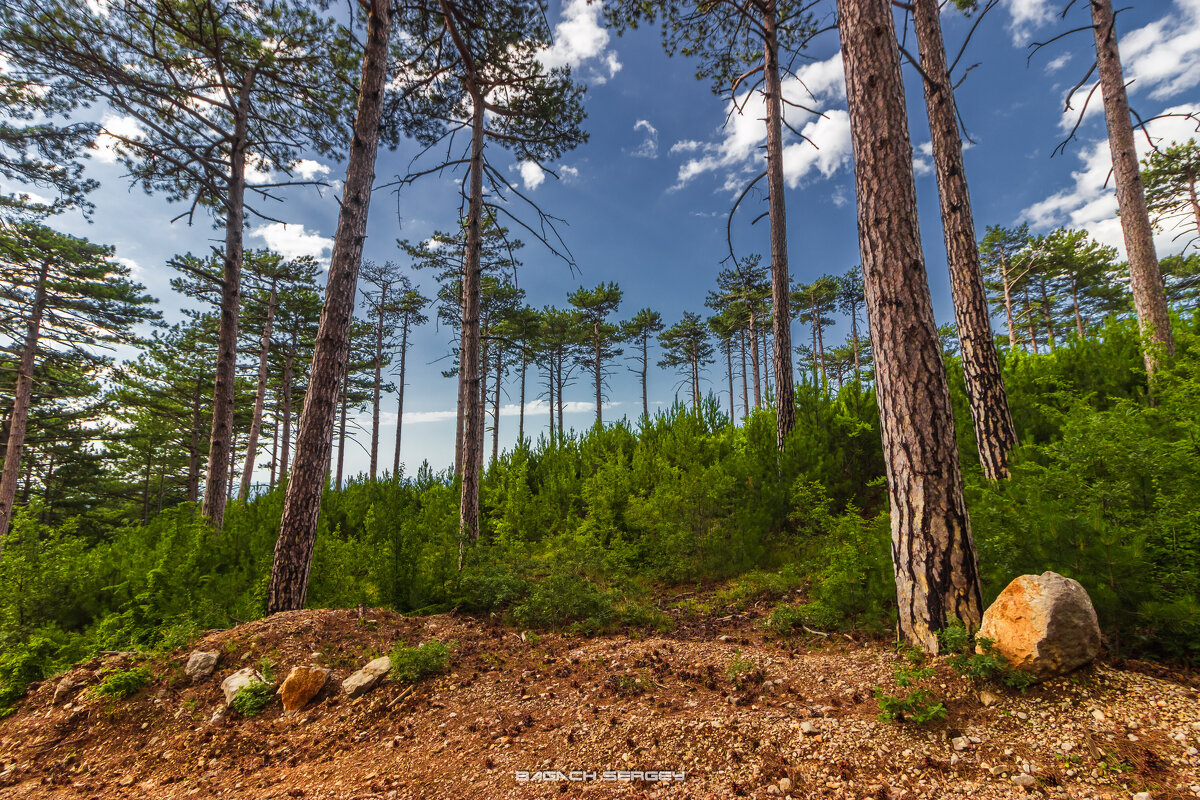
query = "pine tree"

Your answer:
(0, 222), (157, 542)
(568, 283), (624, 425)
(391, 279), (430, 476)
(1141, 139), (1200, 252)
(622, 309), (665, 422)
(659, 313), (715, 409)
